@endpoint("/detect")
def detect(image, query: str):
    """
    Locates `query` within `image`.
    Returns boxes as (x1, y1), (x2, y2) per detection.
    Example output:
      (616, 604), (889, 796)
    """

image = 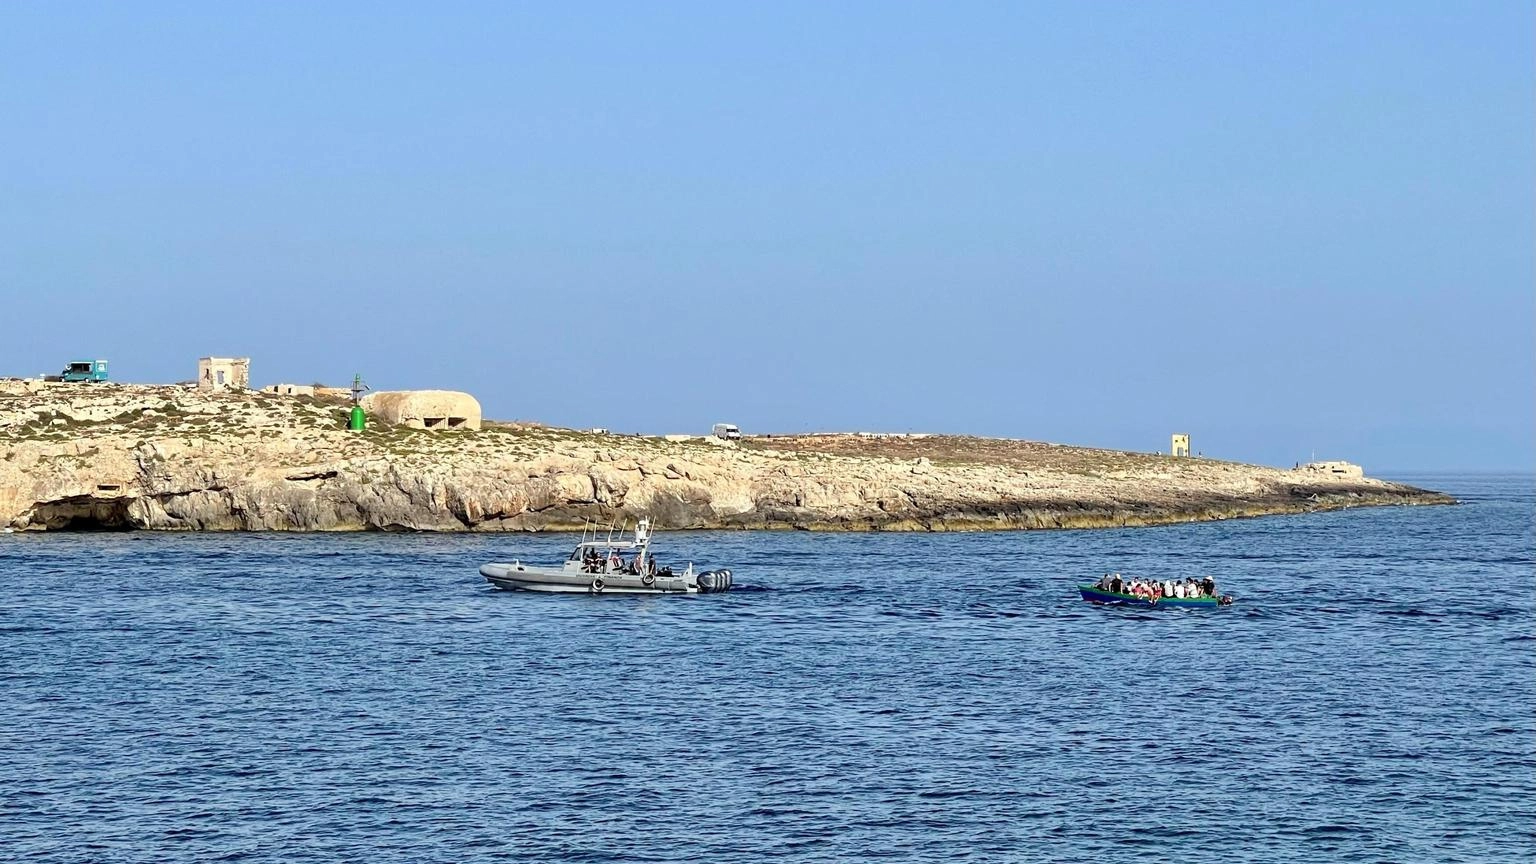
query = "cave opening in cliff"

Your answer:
(29, 496), (135, 531)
